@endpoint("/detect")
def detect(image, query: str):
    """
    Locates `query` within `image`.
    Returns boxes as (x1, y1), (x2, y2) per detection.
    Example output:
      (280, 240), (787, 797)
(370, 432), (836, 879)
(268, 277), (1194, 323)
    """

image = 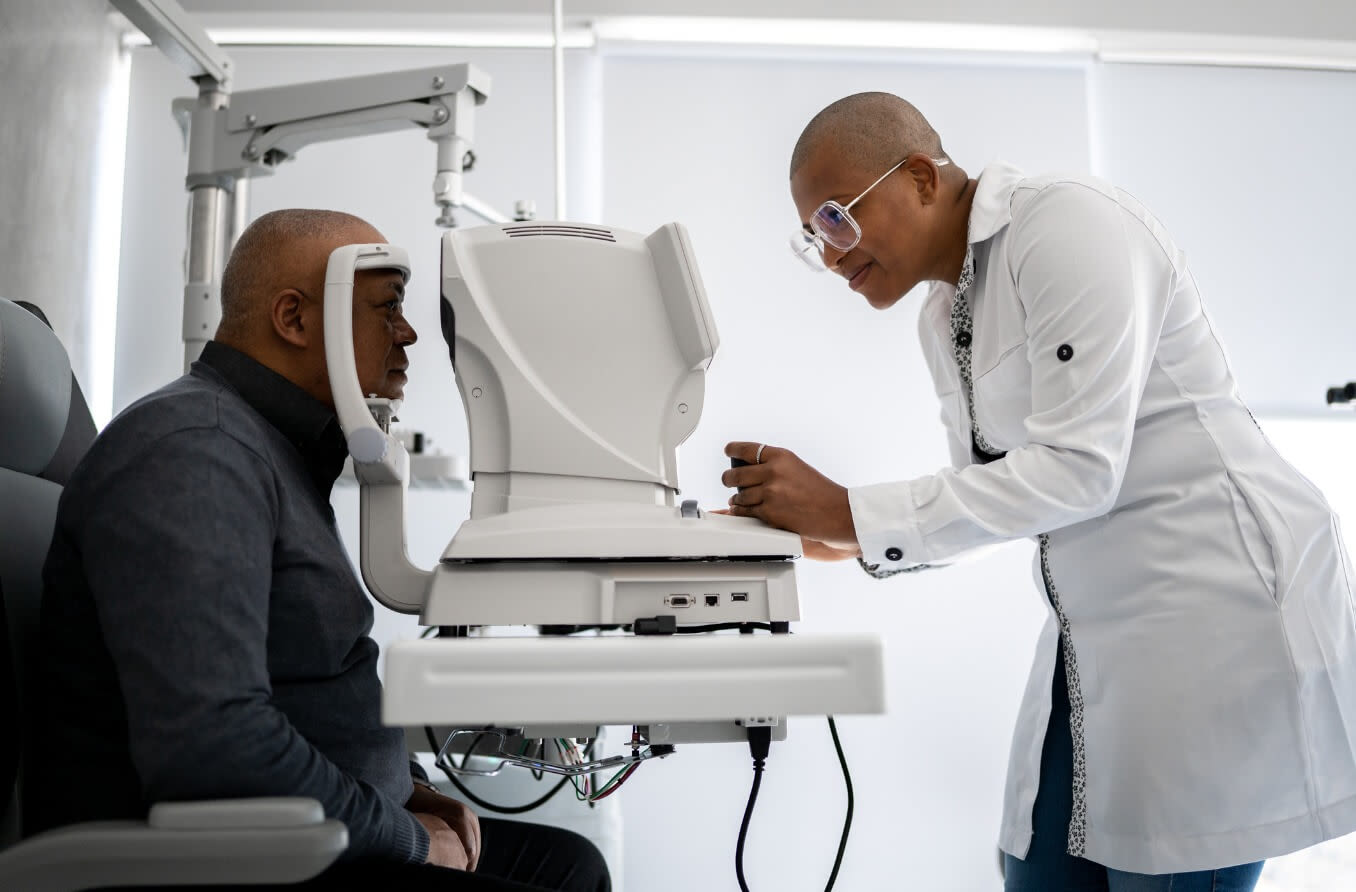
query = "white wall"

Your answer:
(111, 35), (1356, 892)
(1, 0), (127, 426)
(1092, 63), (1356, 415)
